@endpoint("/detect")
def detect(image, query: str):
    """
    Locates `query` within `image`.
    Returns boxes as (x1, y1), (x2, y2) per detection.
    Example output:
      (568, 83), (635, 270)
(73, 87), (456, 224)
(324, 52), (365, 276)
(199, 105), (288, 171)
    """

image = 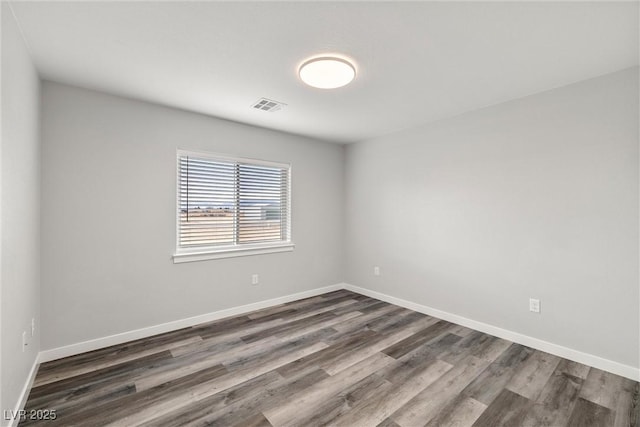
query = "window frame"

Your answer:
(173, 149), (294, 263)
